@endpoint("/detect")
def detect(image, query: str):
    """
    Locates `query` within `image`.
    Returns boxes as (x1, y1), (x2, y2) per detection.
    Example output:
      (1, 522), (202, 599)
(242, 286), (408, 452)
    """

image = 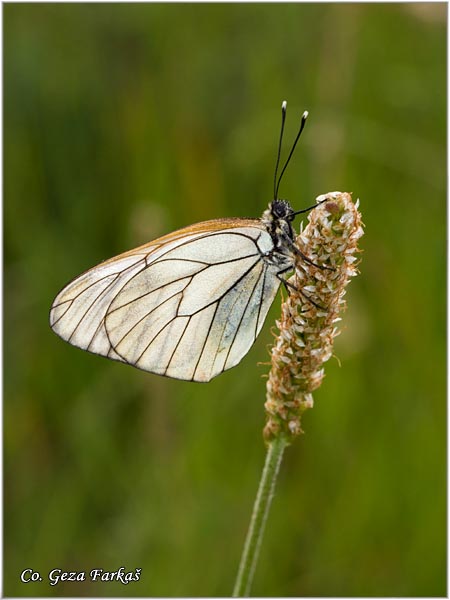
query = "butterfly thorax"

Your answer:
(261, 199), (296, 260)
